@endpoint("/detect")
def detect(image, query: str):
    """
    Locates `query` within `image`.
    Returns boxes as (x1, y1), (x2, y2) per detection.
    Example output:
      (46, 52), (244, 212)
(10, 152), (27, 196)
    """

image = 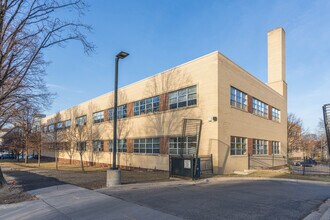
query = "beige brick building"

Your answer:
(42, 28), (288, 174)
